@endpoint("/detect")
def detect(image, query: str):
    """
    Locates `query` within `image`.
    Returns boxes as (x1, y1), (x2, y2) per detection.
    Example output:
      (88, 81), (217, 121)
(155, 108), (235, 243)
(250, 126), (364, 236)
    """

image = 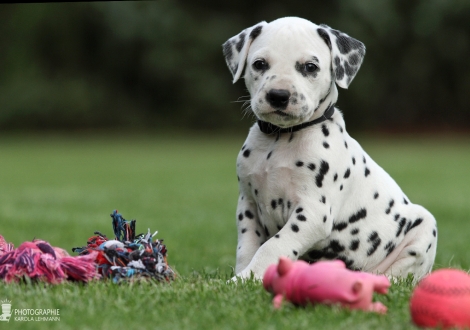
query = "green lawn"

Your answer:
(0, 132), (469, 329)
